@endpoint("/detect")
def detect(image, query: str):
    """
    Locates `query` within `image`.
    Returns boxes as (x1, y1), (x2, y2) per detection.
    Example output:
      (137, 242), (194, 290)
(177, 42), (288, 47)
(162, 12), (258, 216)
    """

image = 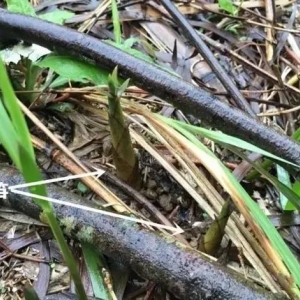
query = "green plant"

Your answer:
(0, 57), (87, 299)
(160, 115), (300, 296)
(1, 0), (75, 100)
(218, 0), (238, 15)
(107, 67), (141, 188)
